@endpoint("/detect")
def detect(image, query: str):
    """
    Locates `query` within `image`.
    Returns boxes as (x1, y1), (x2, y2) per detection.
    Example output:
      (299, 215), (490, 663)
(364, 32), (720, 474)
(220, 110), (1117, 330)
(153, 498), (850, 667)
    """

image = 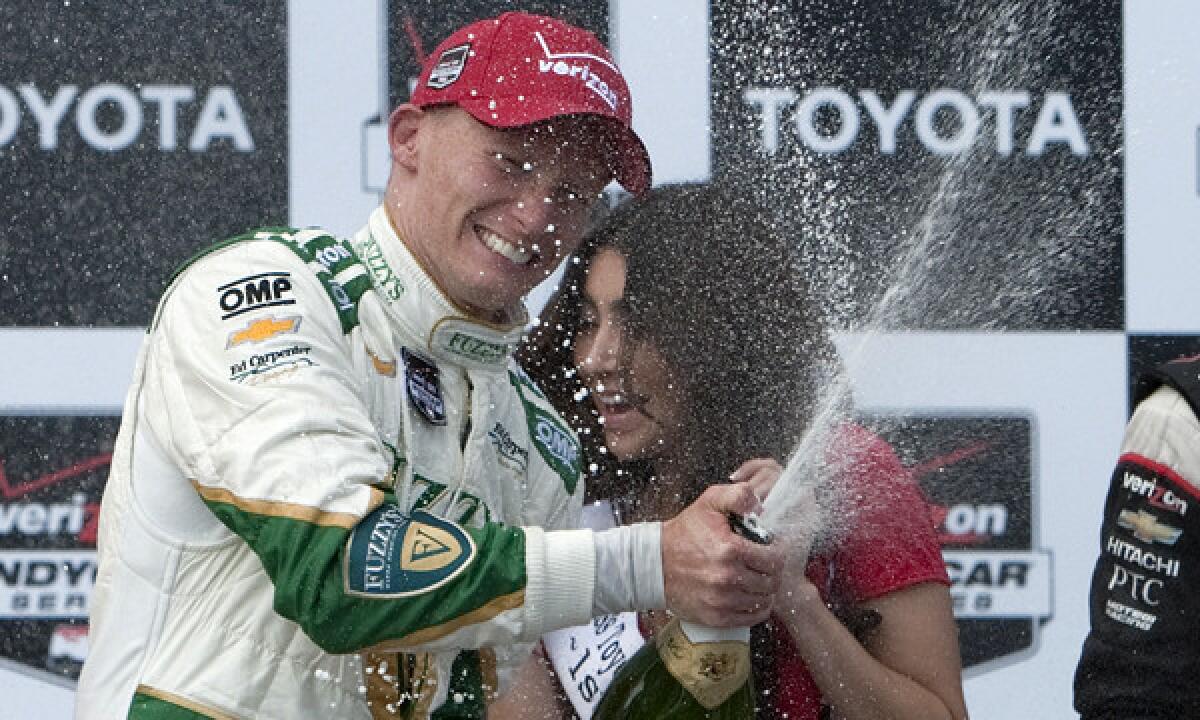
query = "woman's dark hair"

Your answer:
(516, 222), (633, 503)
(518, 183), (846, 718)
(520, 182), (842, 506)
